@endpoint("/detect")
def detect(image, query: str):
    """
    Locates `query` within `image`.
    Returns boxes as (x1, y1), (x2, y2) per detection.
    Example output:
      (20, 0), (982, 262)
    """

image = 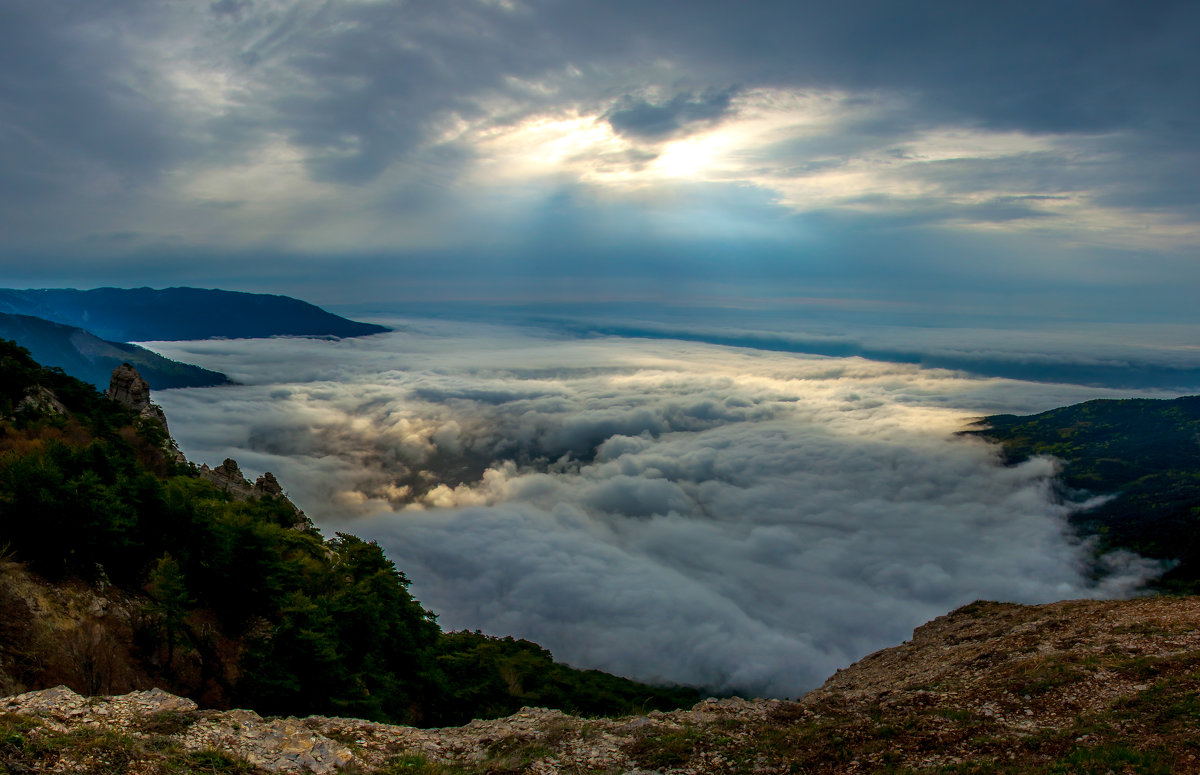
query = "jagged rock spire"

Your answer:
(106, 363), (151, 411)
(198, 458), (310, 529)
(254, 471), (284, 497)
(200, 459), (251, 496)
(104, 363), (308, 527)
(104, 362), (177, 452)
